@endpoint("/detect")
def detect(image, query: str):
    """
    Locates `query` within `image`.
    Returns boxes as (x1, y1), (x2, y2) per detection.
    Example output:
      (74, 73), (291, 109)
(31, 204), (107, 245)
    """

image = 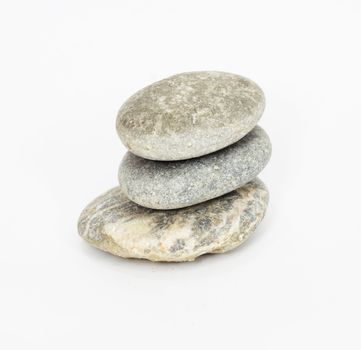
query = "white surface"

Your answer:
(1, 0), (361, 349)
